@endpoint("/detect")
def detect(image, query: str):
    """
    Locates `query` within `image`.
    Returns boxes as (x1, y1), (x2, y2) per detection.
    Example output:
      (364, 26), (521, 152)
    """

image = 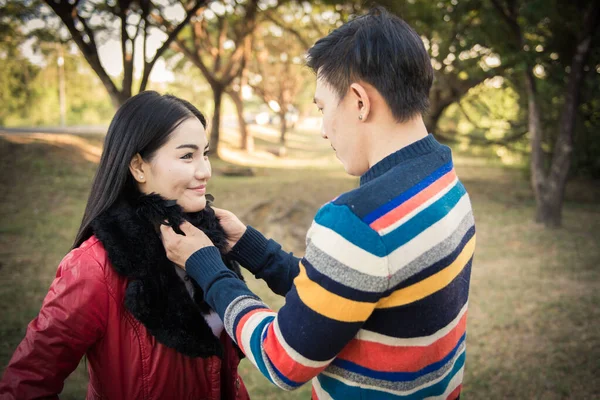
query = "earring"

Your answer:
(358, 115), (363, 120)
(140, 175), (144, 179)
